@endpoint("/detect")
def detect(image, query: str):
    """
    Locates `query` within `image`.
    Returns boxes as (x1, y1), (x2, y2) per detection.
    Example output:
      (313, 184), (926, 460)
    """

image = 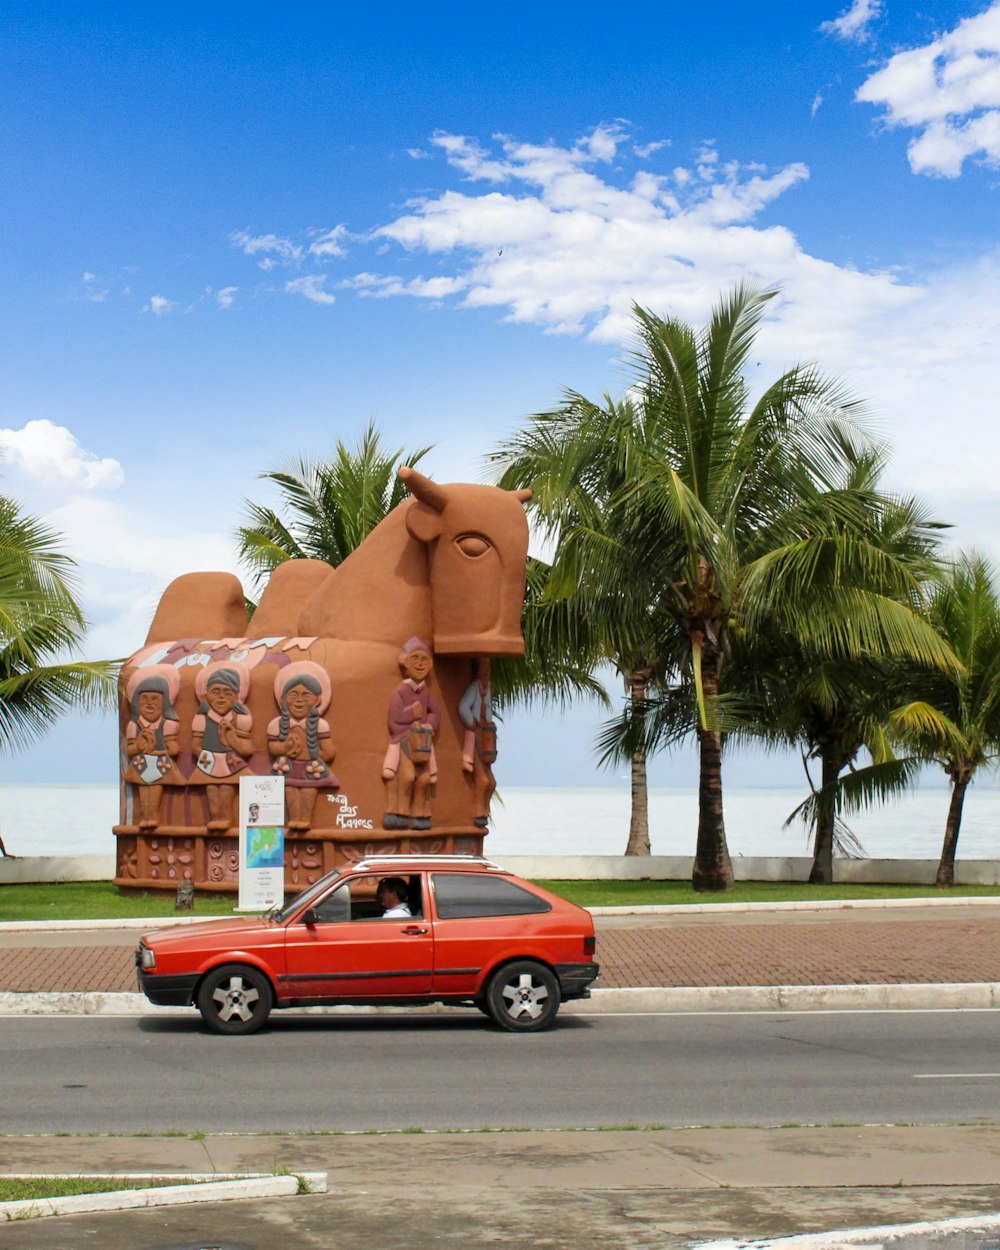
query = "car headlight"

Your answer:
(138, 945), (156, 971)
